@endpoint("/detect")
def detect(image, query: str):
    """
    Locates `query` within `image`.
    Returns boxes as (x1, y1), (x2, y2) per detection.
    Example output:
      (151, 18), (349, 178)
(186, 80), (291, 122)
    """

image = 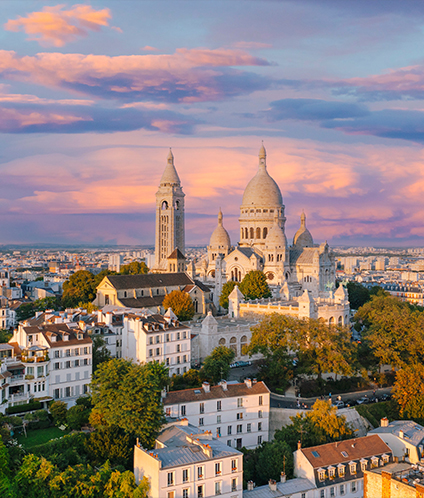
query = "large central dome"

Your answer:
(241, 144), (283, 208)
